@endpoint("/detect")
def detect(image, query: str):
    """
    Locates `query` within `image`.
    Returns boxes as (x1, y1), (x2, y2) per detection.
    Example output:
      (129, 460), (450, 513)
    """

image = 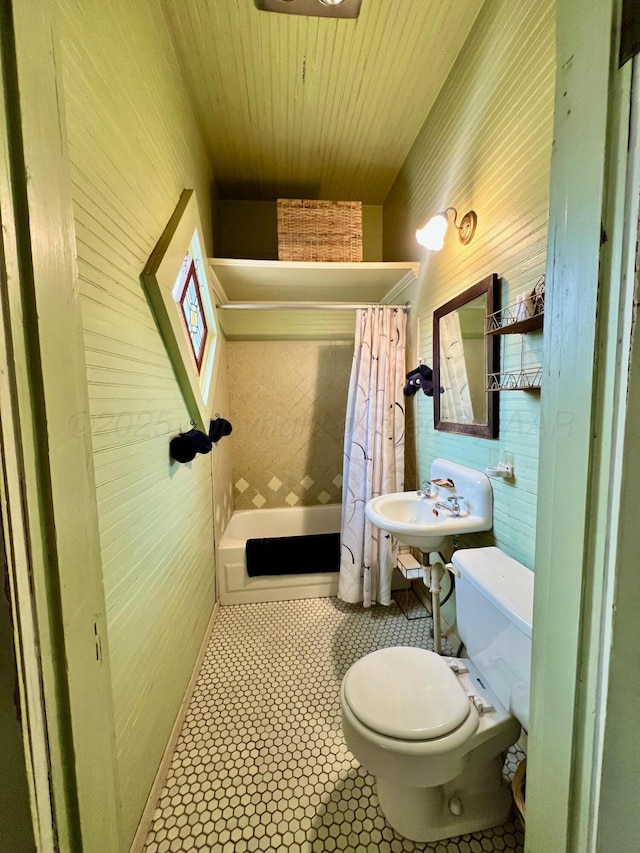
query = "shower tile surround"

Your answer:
(143, 598), (525, 852)
(227, 341), (352, 510)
